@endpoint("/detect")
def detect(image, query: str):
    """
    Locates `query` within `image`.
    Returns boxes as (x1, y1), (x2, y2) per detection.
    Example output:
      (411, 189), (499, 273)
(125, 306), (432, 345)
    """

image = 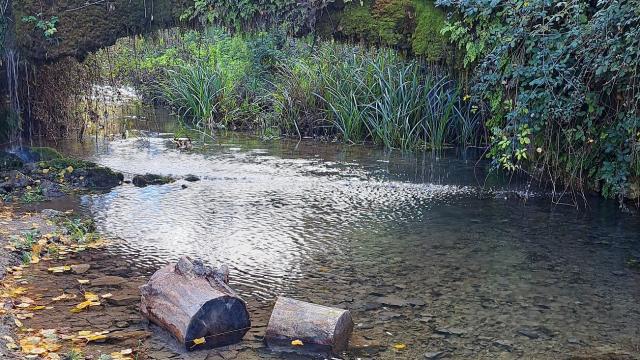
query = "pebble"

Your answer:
(424, 351), (445, 359)
(71, 264), (91, 274)
(494, 340), (514, 351)
(436, 327), (467, 336)
(91, 275), (127, 287)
